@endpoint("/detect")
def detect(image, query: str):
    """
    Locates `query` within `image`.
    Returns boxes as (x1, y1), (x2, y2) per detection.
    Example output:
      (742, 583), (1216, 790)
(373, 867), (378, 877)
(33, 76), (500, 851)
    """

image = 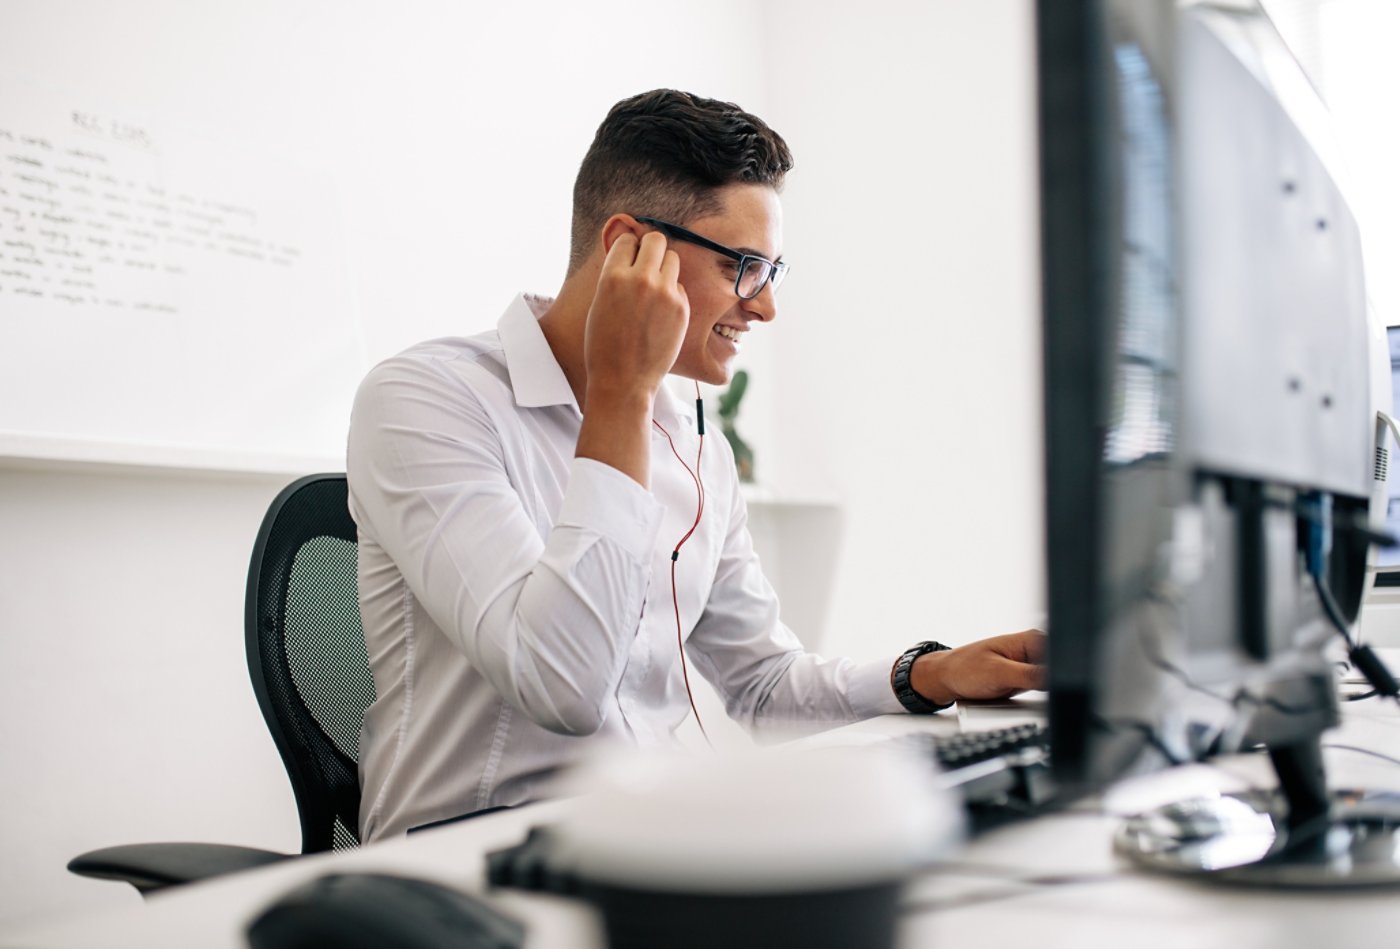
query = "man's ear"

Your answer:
(599, 214), (647, 255)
